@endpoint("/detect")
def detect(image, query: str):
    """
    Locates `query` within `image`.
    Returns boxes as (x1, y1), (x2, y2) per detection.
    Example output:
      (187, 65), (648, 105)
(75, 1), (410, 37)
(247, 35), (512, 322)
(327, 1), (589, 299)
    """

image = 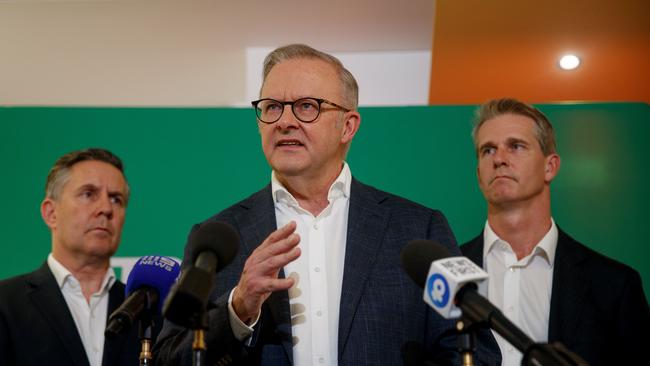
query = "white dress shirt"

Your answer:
(482, 219), (558, 366)
(47, 253), (116, 366)
(228, 163), (351, 366)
